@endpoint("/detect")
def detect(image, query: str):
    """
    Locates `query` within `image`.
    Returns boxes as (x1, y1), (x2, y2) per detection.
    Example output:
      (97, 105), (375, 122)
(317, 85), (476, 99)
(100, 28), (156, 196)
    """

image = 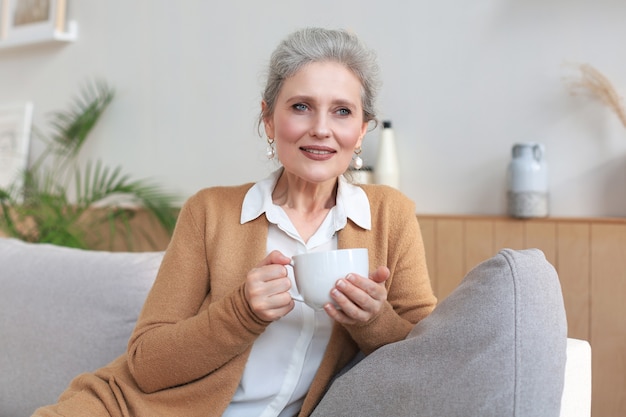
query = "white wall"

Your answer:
(1, 0), (626, 217)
